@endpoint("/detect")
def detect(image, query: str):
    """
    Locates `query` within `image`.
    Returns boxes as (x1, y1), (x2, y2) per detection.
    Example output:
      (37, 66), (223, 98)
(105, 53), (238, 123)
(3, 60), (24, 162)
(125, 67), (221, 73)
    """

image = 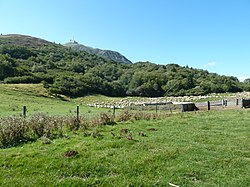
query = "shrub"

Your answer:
(0, 116), (26, 146)
(65, 115), (80, 131)
(49, 116), (65, 137)
(99, 113), (115, 125)
(64, 115), (88, 131)
(117, 110), (132, 122)
(4, 76), (40, 84)
(132, 111), (145, 121)
(28, 113), (60, 138)
(90, 113), (115, 127)
(131, 111), (160, 121)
